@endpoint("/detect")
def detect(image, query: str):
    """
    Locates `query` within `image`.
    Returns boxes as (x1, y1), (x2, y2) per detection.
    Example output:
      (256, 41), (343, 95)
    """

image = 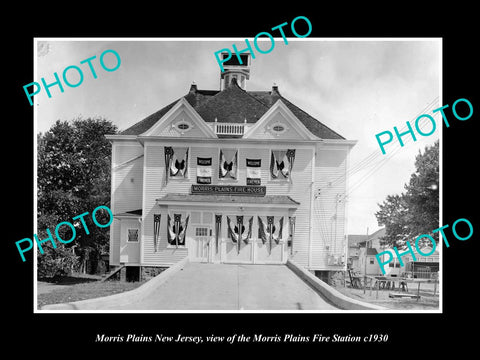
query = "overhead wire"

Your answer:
(332, 96), (439, 188)
(313, 196), (330, 247)
(312, 97), (441, 244)
(325, 97), (440, 194)
(345, 98), (440, 197)
(332, 96), (439, 185)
